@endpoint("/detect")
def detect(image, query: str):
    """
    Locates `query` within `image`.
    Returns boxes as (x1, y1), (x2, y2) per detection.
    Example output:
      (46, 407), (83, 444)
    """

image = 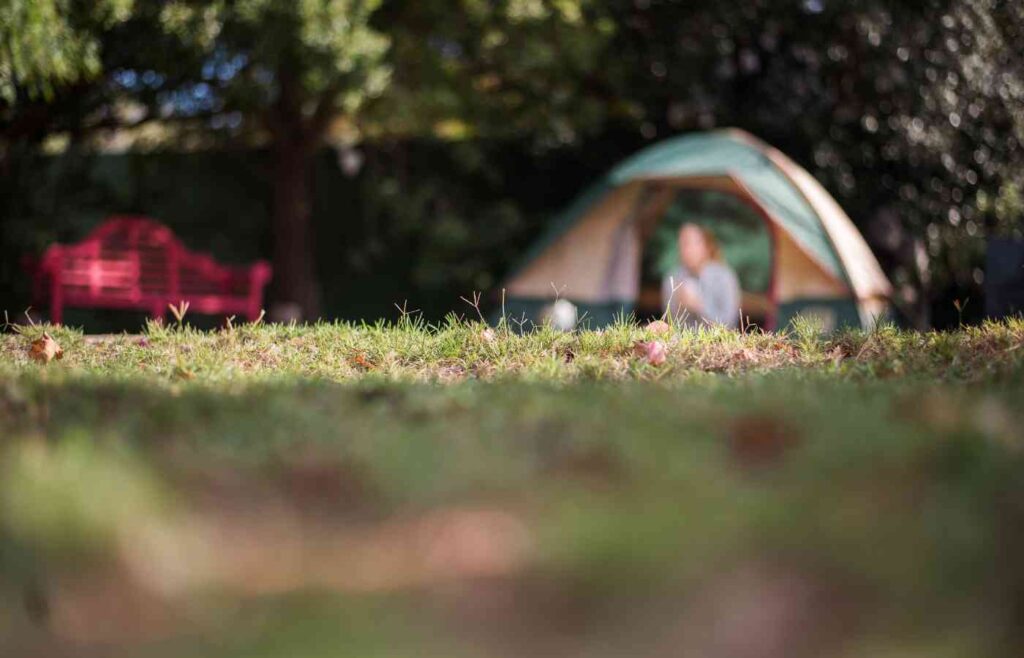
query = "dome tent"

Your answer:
(501, 129), (891, 330)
